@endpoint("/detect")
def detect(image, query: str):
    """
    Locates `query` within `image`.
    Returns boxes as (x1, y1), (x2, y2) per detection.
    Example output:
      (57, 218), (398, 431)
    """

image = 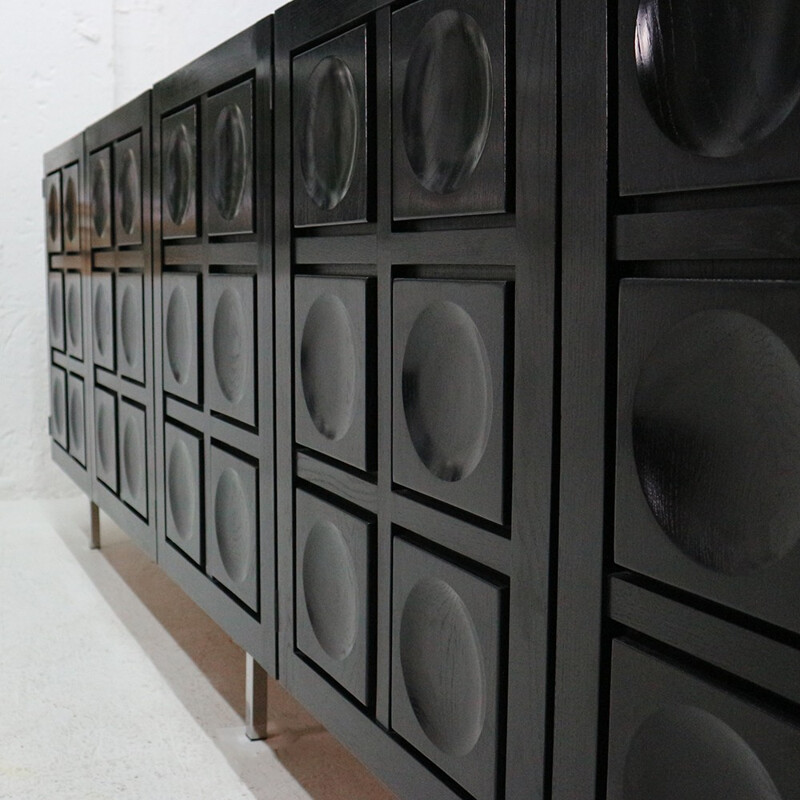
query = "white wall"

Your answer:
(0, 0), (284, 499)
